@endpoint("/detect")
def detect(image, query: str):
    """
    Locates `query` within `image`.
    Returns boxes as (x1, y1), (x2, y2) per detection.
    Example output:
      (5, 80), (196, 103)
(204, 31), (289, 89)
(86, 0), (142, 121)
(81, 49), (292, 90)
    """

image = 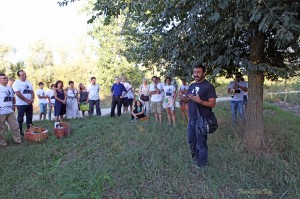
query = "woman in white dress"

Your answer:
(138, 78), (150, 117)
(163, 77), (177, 126)
(66, 81), (79, 118)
